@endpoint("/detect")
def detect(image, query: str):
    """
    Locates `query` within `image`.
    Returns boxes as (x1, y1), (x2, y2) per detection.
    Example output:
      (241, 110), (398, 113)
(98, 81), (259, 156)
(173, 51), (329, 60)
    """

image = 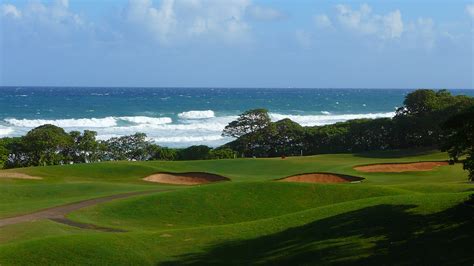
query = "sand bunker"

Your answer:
(354, 161), (449, 173)
(278, 173), (364, 183)
(0, 172), (42, 180)
(143, 172), (230, 185)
